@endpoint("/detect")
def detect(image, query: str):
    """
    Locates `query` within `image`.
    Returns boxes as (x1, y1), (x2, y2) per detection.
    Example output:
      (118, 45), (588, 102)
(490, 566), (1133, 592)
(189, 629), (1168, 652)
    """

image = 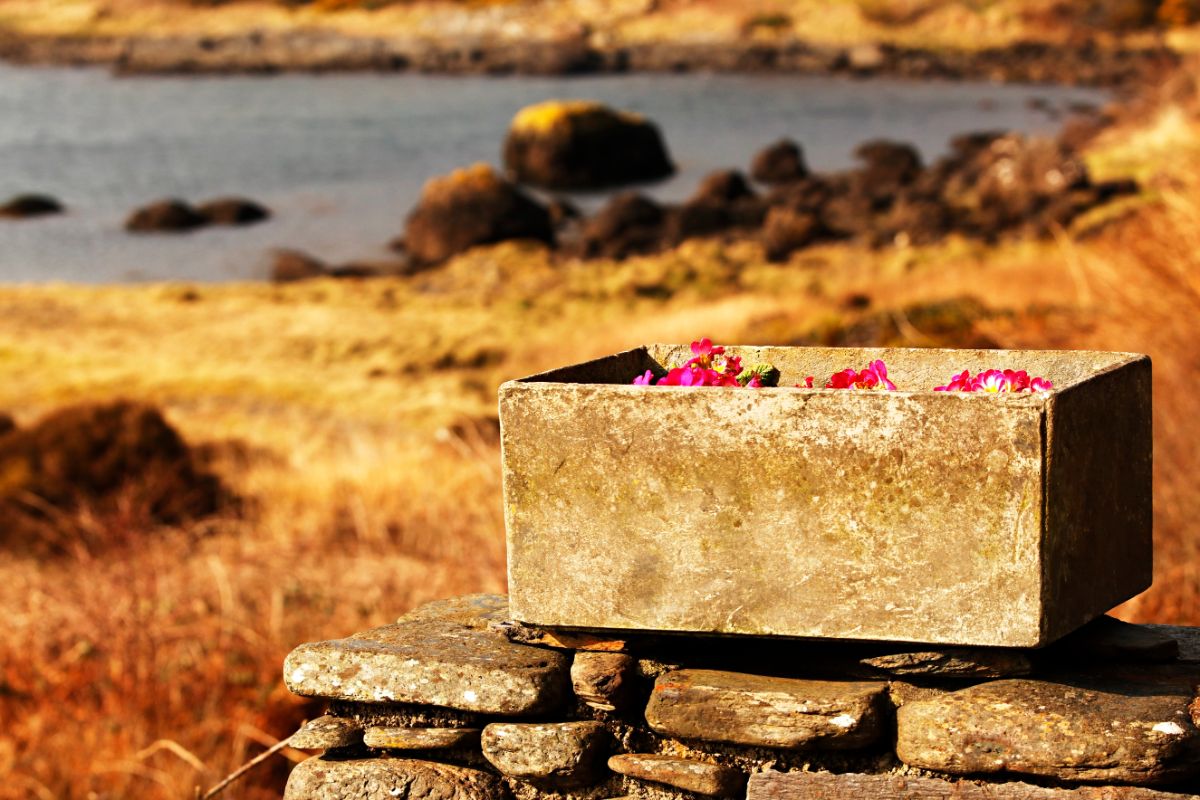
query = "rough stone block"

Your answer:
(283, 594), (570, 714)
(284, 756), (507, 800)
(747, 770), (1200, 800)
(500, 346), (1151, 647)
(608, 754), (746, 797)
(571, 651), (638, 712)
(895, 677), (1200, 785)
(645, 669), (887, 750)
(289, 714), (363, 749)
(481, 721), (609, 787)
